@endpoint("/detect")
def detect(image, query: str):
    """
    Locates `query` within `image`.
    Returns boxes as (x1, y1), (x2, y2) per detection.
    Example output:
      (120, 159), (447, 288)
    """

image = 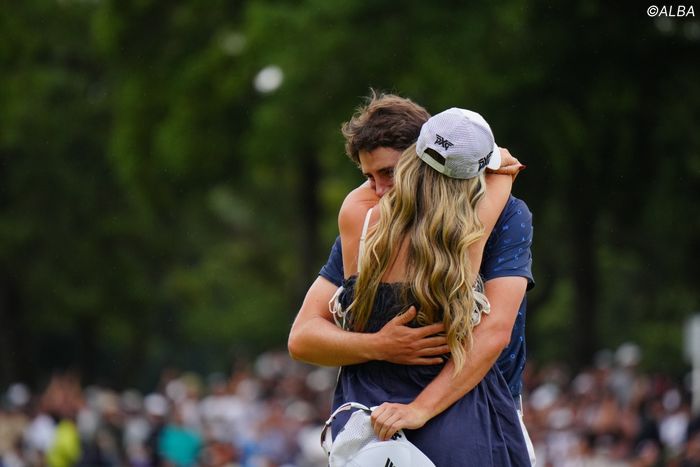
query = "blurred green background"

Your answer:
(1, 0), (698, 389)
